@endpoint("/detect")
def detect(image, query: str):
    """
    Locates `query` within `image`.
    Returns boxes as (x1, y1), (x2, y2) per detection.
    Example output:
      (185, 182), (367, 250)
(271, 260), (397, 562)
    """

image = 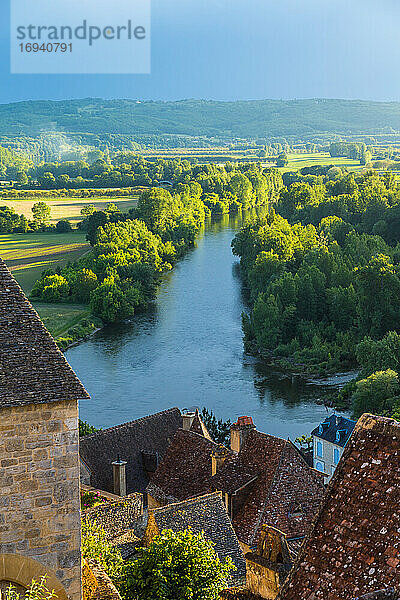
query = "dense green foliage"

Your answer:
(127, 529), (235, 600)
(278, 170), (400, 246)
(81, 522), (233, 600)
(81, 520), (124, 582)
(234, 208), (400, 375)
(234, 168), (400, 418)
(30, 161), (283, 324)
(0, 205), (30, 233)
